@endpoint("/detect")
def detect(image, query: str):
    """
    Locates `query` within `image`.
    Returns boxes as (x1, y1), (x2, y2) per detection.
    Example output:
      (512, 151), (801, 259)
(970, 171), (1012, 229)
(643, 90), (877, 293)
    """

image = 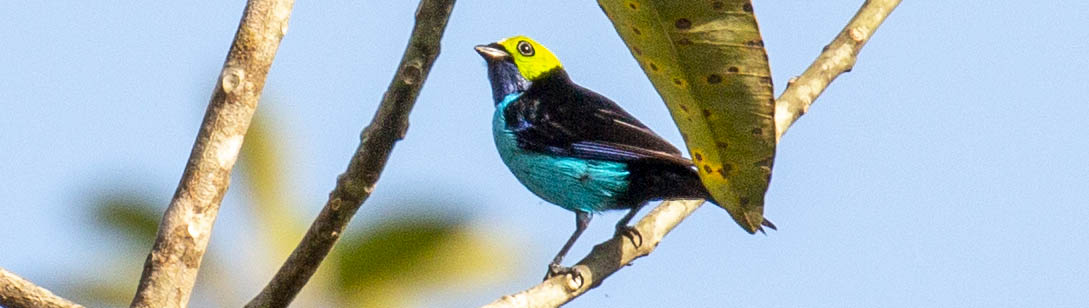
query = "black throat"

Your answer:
(526, 68), (575, 98)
